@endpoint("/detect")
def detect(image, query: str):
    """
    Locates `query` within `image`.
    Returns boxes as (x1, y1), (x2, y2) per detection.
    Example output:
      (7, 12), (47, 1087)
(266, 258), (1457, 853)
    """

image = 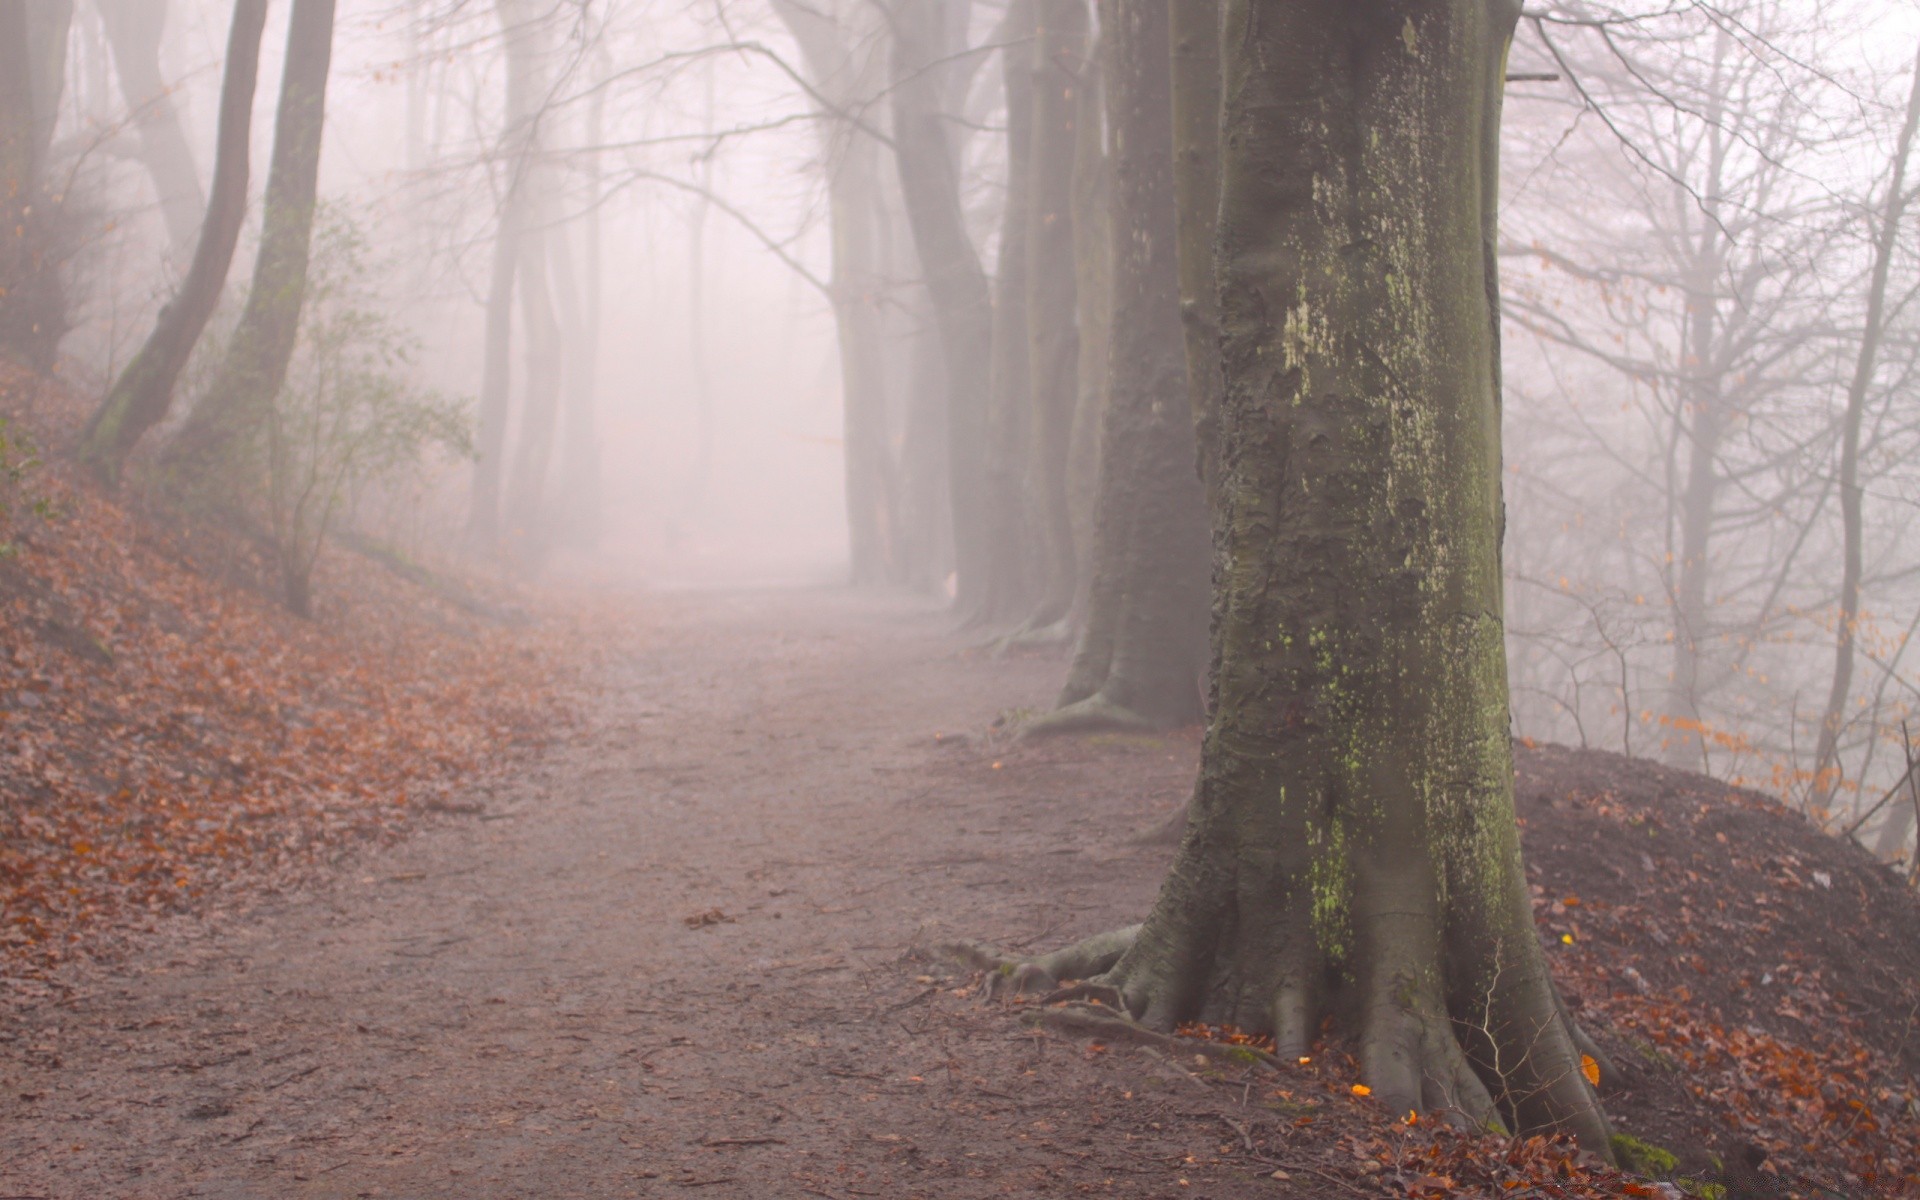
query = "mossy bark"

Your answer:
(79, 0), (269, 485)
(1020, 0), (1612, 1153)
(163, 0), (337, 485)
(1040, 0), (1207, 731)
